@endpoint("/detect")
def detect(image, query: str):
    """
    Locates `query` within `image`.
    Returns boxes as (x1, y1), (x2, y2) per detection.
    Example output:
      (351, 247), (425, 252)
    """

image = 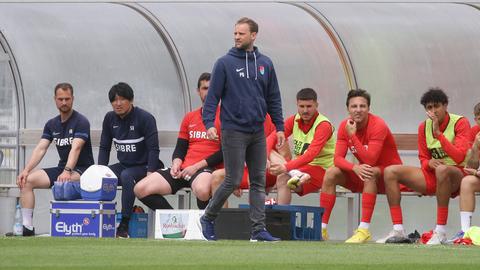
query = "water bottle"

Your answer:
(13, 204), (23, 236)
